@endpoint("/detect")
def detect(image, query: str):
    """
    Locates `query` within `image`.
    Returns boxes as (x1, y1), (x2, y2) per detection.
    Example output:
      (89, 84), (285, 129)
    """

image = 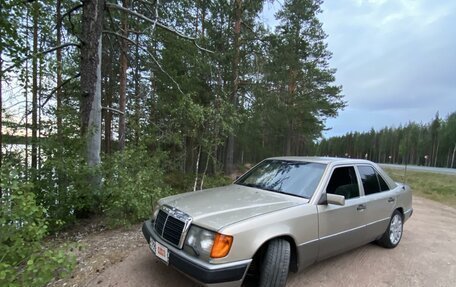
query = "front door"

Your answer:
(317, 165), (367, 260)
